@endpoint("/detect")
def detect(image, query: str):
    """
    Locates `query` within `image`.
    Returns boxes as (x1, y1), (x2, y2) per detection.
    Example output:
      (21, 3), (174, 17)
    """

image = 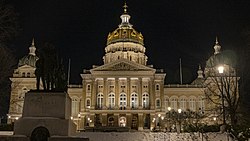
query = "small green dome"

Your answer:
(18, 54), (39, 67)
(206, 50), (236, 68)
